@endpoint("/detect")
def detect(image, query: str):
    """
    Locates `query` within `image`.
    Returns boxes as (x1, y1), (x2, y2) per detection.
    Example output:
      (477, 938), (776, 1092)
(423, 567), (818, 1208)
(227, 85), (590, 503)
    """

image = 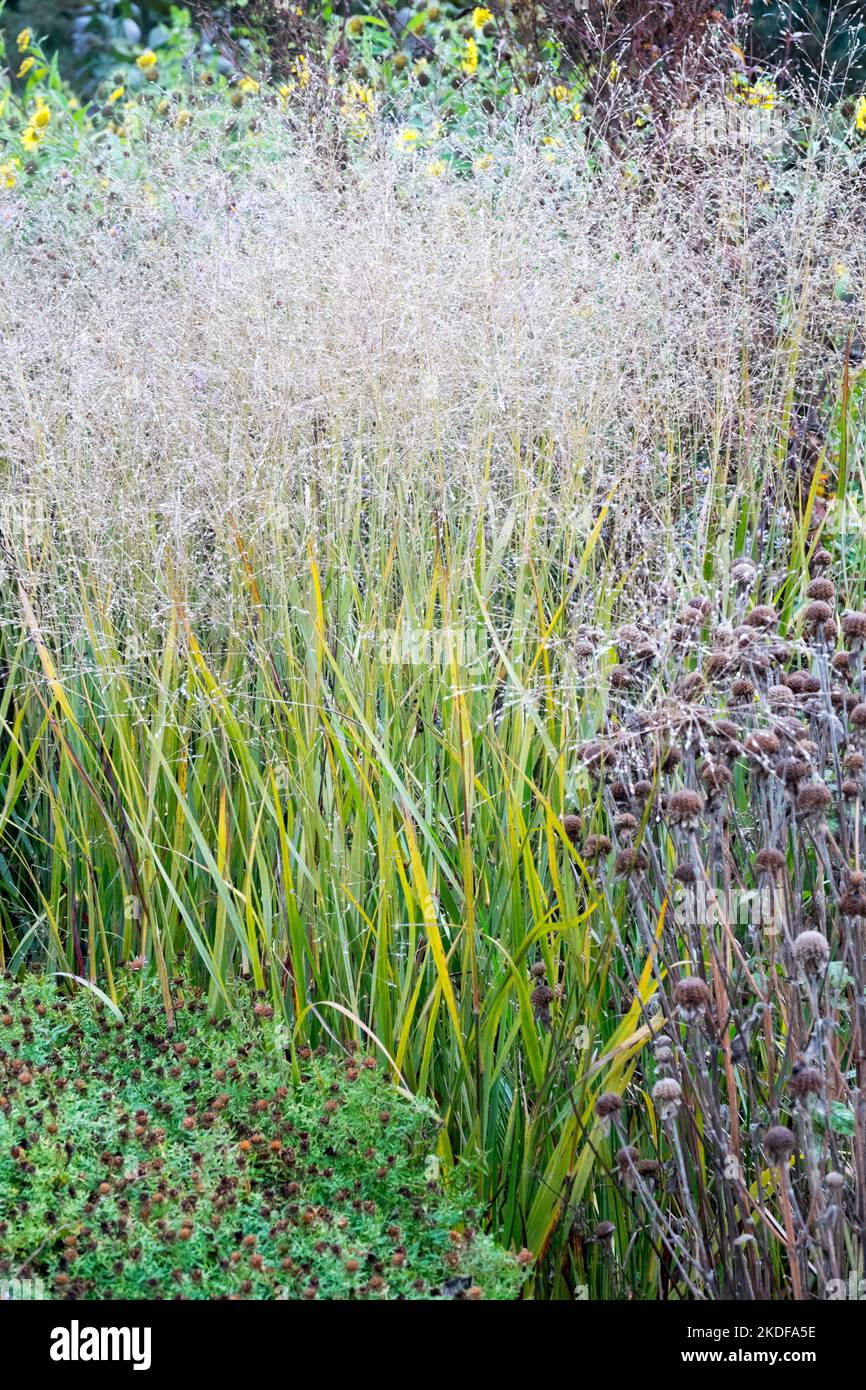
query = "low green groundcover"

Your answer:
(0, 976), (523, 1300)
